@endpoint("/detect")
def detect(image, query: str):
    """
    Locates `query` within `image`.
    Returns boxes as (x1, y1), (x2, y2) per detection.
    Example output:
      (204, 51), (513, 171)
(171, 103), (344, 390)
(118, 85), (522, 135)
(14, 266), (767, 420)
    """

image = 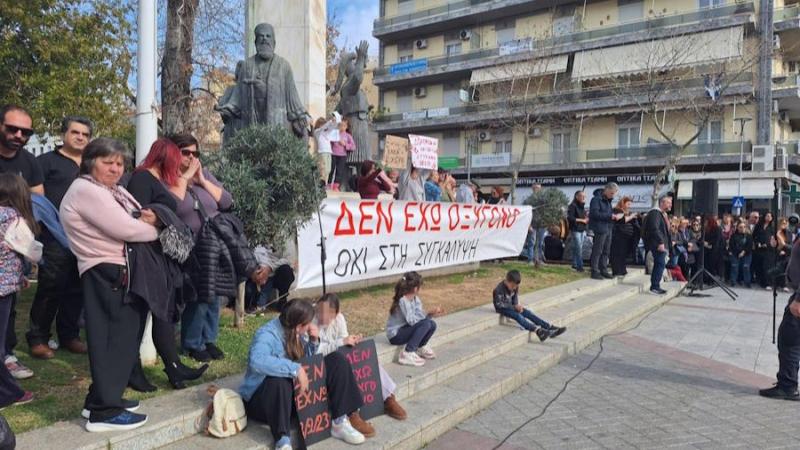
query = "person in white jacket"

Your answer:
(314, 294), (407, 421)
